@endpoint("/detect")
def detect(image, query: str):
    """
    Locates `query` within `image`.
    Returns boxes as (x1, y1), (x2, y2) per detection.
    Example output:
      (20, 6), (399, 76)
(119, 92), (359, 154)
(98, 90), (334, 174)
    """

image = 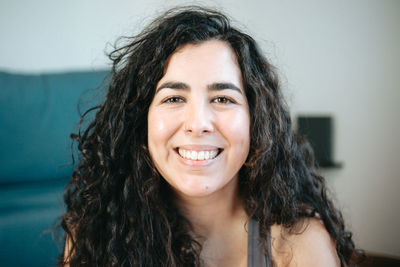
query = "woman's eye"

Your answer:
(164, 97), (184, 103)
(213, 97), (234, 104)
